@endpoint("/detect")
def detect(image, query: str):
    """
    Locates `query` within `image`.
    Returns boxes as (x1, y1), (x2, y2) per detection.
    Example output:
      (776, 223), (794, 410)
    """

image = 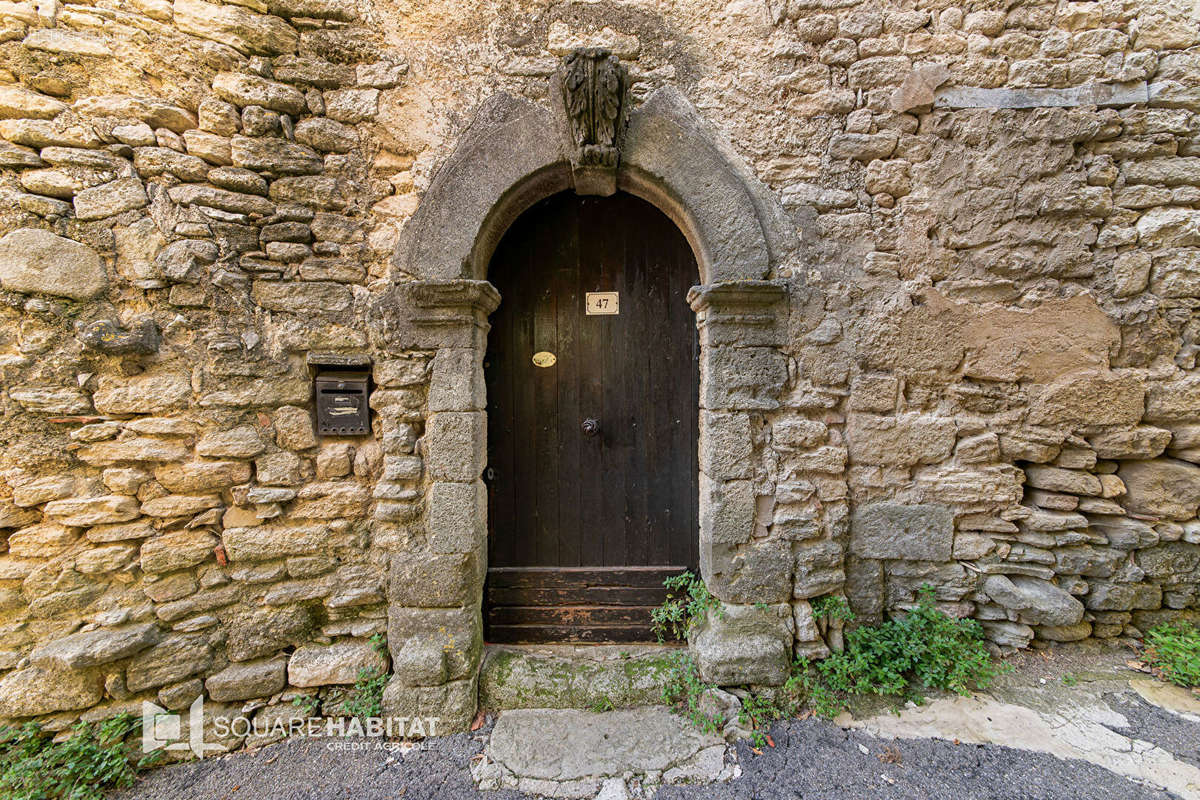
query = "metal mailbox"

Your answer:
(315, 370), (370, 435)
